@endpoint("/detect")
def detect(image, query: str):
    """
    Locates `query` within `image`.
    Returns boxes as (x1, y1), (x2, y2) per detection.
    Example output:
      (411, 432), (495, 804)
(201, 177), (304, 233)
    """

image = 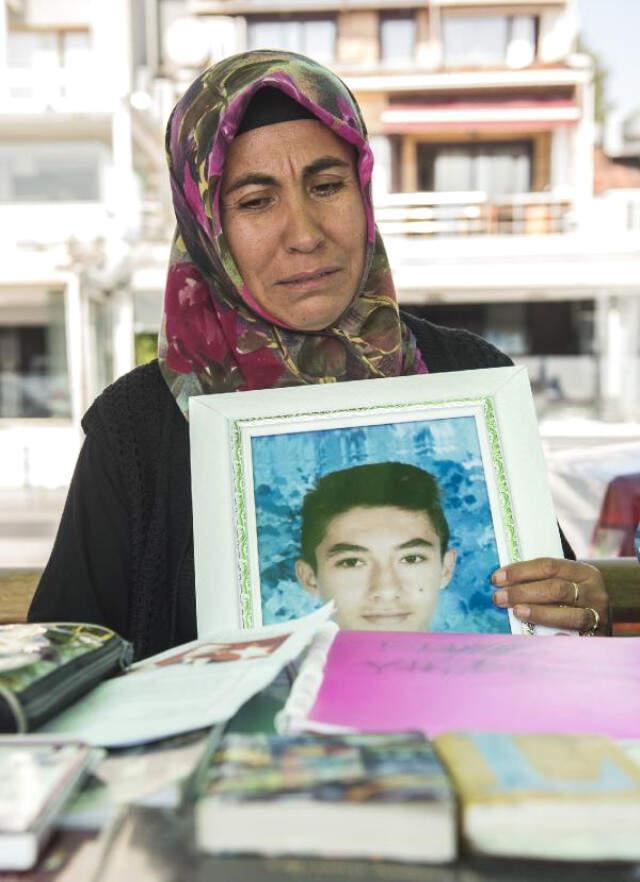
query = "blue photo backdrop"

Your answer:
(250, 415), (509, 633)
